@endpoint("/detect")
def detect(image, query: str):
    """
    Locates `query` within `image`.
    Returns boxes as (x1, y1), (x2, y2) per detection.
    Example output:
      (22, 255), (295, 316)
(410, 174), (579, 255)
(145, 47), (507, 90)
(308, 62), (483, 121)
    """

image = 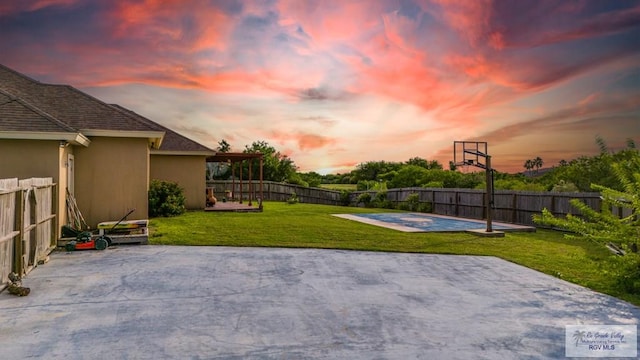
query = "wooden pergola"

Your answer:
(206, 152), (264, 208)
